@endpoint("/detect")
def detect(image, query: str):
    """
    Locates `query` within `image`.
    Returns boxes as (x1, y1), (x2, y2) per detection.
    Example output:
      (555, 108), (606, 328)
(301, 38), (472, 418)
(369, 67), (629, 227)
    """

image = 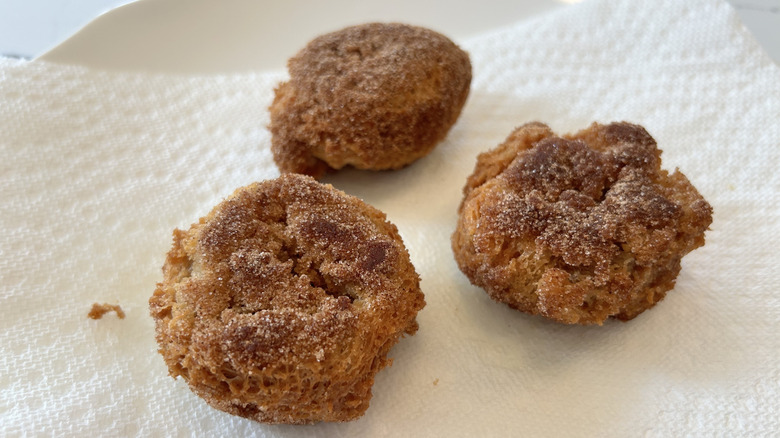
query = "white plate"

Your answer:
(32, 0), (780, 73)
(36, 0), (569, 73)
